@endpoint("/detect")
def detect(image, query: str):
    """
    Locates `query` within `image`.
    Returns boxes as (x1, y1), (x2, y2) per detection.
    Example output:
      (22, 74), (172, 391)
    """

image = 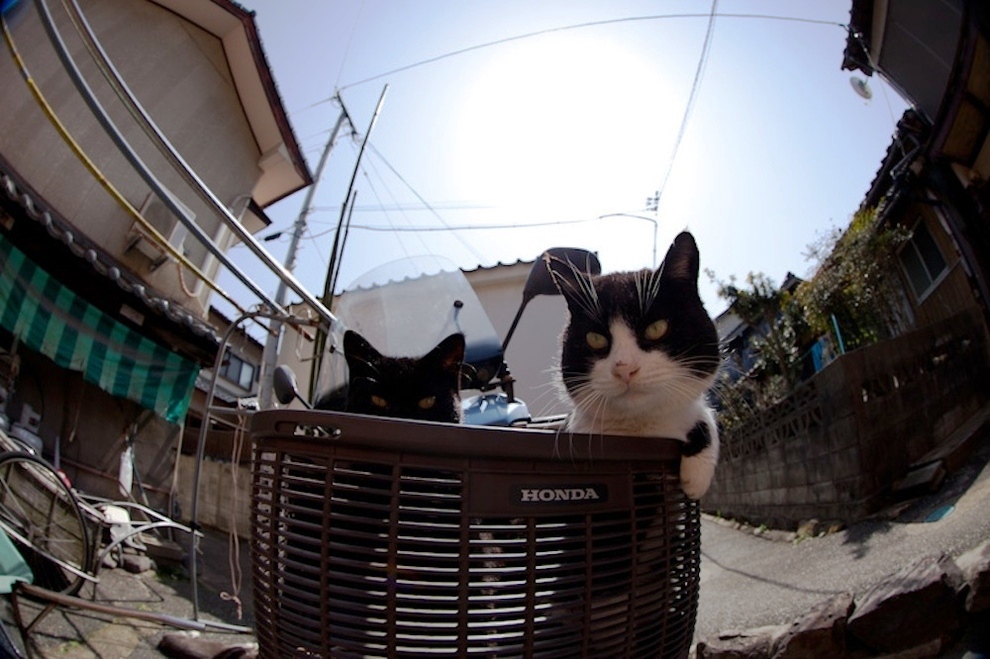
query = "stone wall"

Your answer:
(704, 308), (990, 529)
